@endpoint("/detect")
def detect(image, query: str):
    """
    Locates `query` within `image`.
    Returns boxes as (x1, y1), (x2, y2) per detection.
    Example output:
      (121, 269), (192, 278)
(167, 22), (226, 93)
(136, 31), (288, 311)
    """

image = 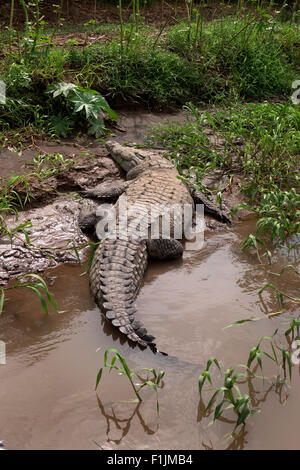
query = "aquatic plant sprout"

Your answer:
(96, 348), (164, 415)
